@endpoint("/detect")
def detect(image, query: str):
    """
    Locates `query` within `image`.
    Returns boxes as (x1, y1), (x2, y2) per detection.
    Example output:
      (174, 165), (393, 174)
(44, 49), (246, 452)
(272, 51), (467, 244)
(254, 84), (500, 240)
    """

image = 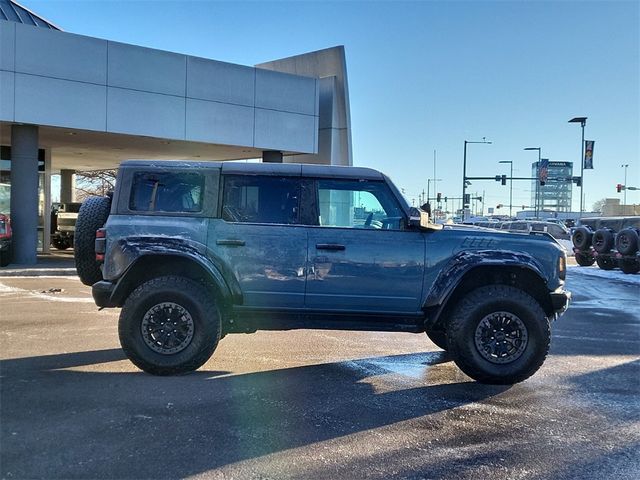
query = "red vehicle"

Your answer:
(0, 213), (12, 267)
